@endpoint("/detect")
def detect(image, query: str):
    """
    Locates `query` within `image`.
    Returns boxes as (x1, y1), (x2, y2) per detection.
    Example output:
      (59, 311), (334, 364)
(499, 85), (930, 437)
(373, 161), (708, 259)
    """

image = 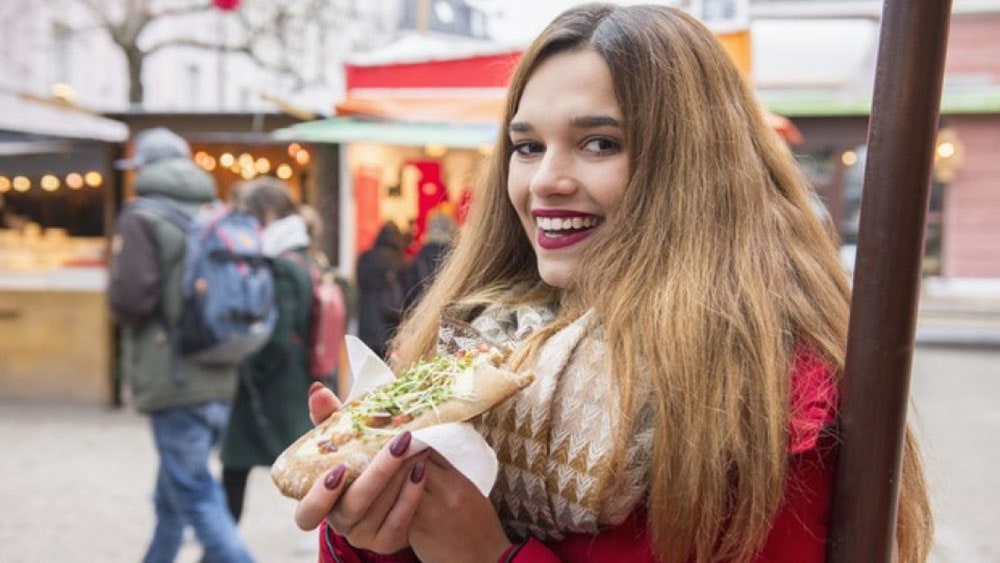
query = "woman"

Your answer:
(296, 4), (932, 562)
(220, 177), (314, 525)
